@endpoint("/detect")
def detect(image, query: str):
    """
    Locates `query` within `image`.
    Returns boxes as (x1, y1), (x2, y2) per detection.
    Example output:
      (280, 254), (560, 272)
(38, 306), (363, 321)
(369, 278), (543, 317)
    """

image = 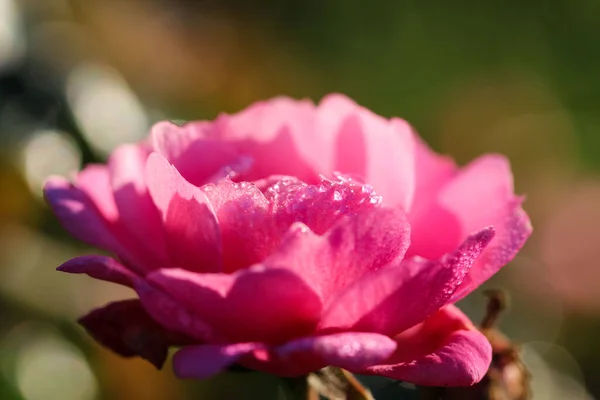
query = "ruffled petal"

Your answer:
(57, 255), (137, 287)
(108, 144), (168, 266)
(146, 267), (322, 344)
(202, 174), (392, 273)
(75, 164), (119, 222)
(365, 305), (492, 387)
(318, 95), (416, 211)
(79, 299), (193, 369)
(319, 228), (495, 335)
(238, 332), (397, 377)
(264, 207), (410, 302)
(43, 177), (137, 264)
(164, 193), (222, 272)
(436, 155), (532, 301)
(452, 201), (531, 302)
(145, 152), (206, 216)
(262, 174), (384, 236)
(145, 152), (222, 272)
(274, 332), (397, 373)
(411, 135), (458, 208)
(359, 117), (416, 212)
(201, 178), (271, 272)
(134, 279), (213, 342)
(407, 137), (460, 259)
(218, 97), (322, 182)
(151, 120), (209, 160)
(174, 343), (264, 380)
(151, 121), (245, 186)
